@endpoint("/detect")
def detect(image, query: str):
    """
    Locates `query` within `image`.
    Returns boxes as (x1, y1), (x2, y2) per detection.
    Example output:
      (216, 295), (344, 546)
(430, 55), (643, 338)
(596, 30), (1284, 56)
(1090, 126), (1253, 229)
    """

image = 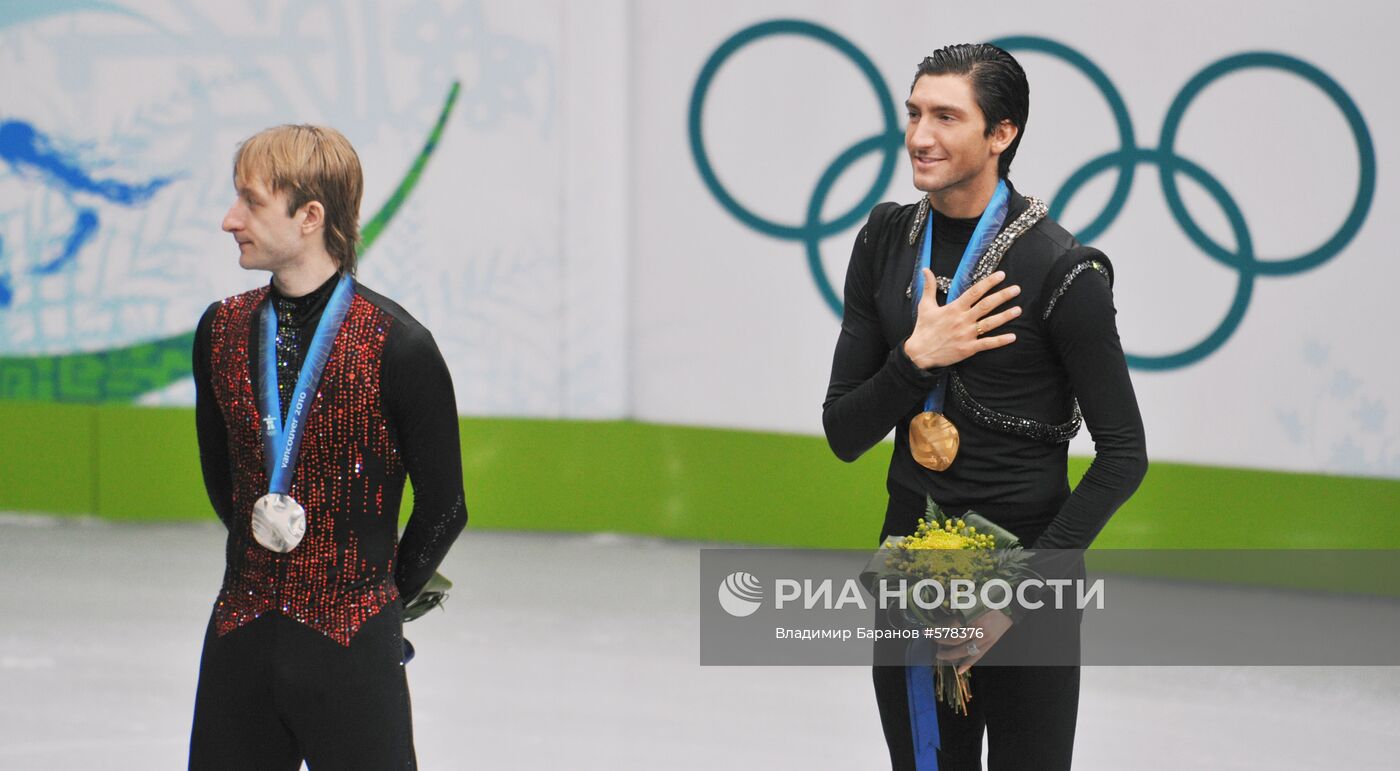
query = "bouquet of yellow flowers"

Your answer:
(861, 497), (1037, 714)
